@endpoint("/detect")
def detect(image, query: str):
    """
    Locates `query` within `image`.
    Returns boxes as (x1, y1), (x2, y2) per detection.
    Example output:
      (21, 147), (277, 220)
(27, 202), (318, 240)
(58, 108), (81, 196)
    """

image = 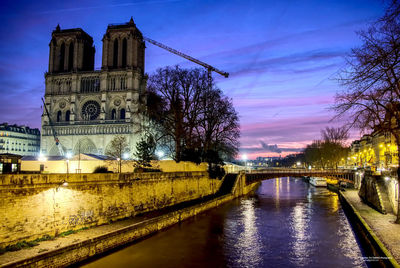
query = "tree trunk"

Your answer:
(396, 149), (400, 223)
